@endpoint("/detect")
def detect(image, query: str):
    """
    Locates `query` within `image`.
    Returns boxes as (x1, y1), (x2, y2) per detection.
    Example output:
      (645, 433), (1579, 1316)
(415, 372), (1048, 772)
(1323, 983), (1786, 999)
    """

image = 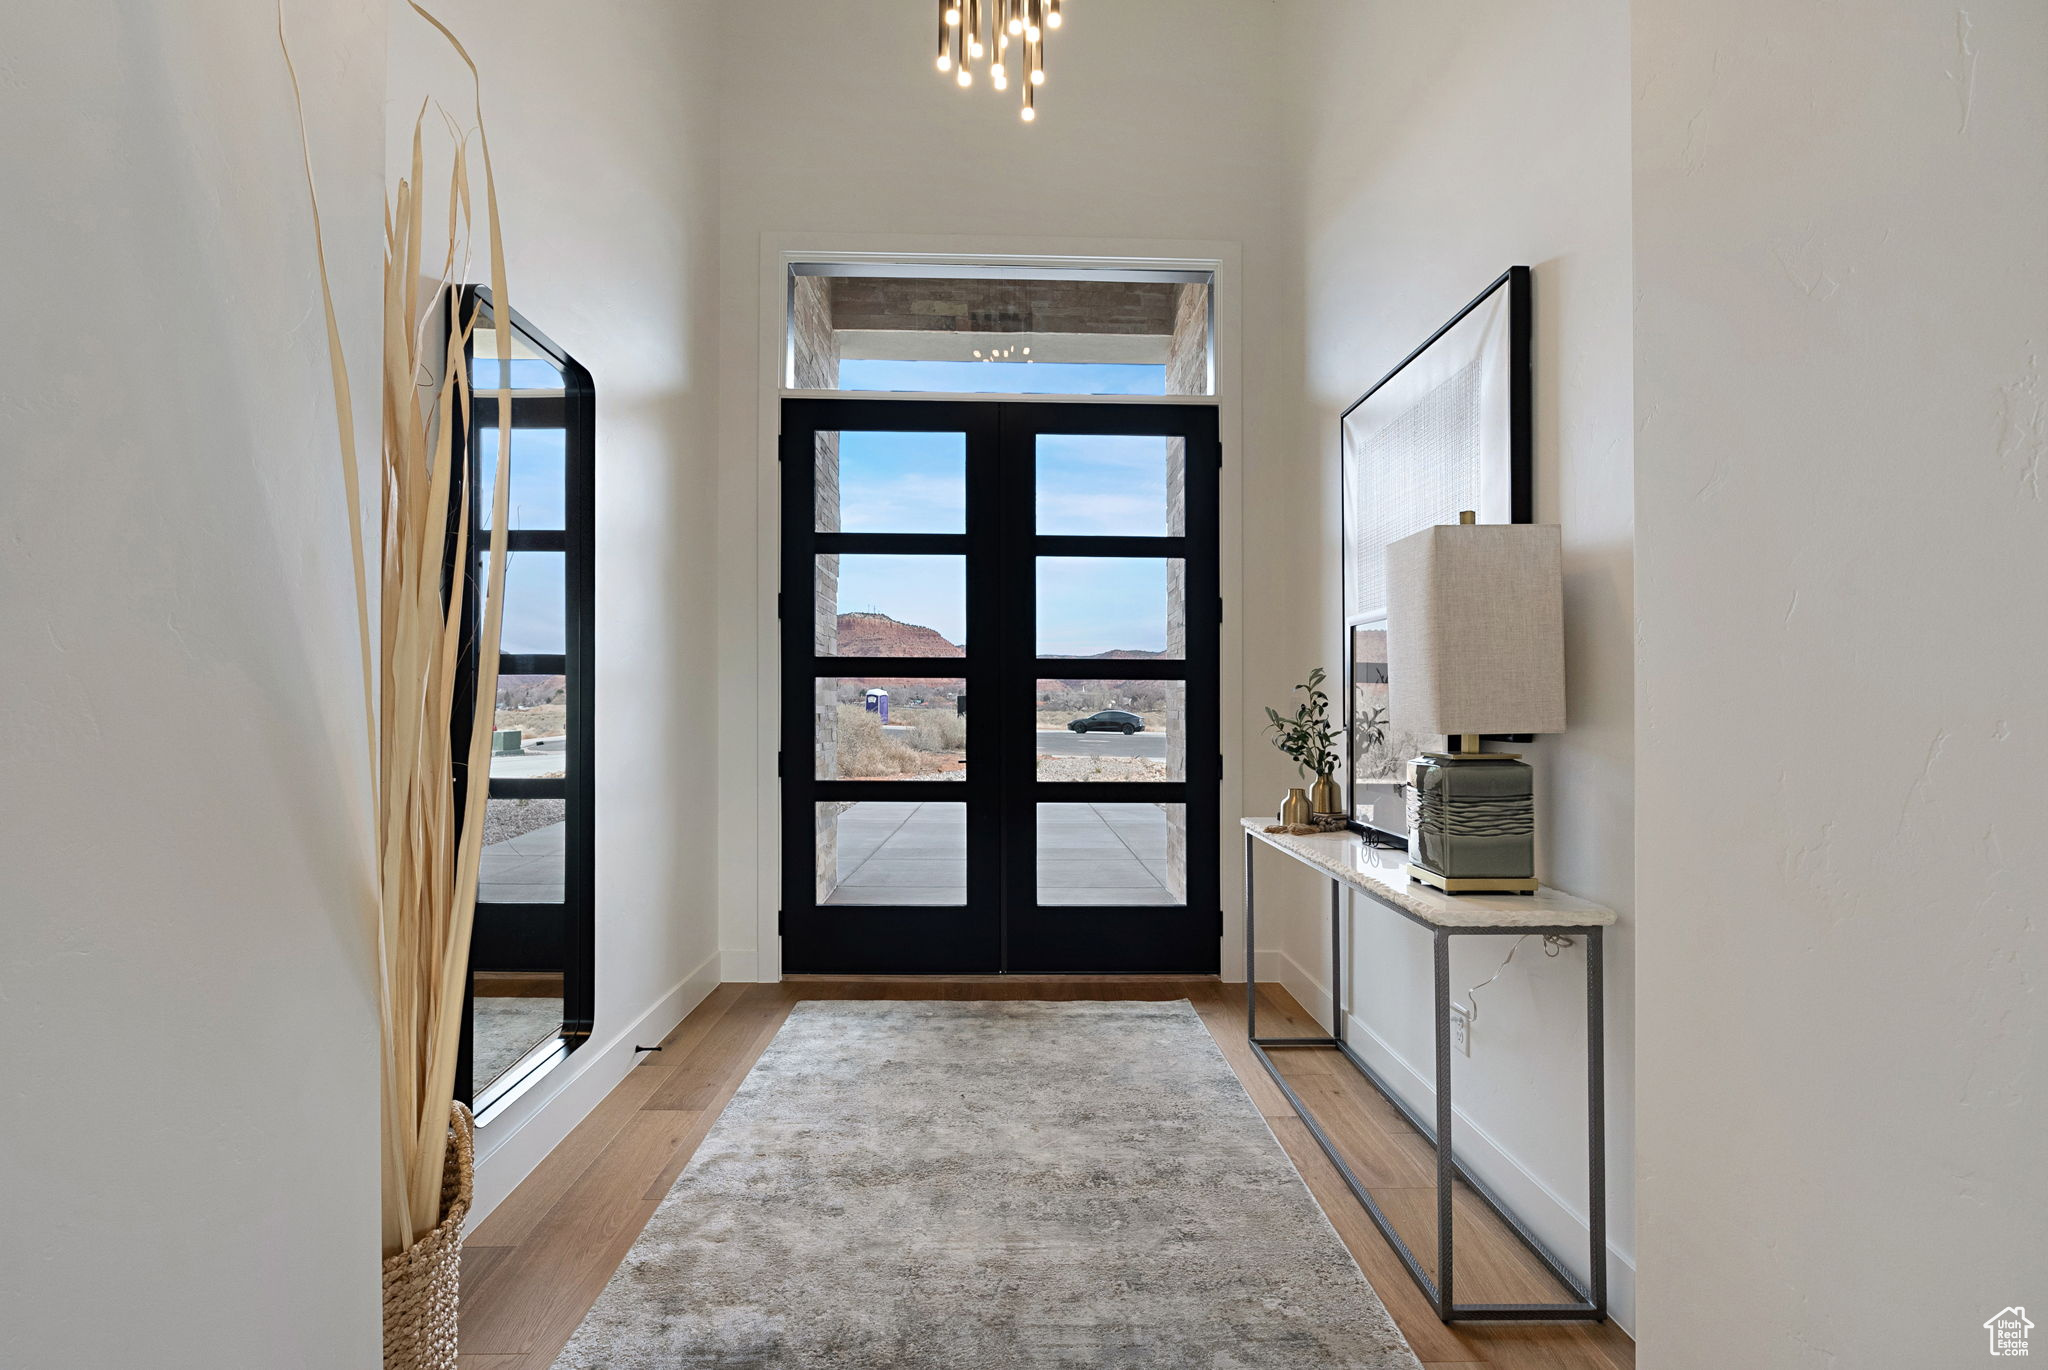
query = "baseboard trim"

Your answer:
(1252, 947), (1637, 1334)
(719, 946), (761, 983)
(465, 947), (724, 1231)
